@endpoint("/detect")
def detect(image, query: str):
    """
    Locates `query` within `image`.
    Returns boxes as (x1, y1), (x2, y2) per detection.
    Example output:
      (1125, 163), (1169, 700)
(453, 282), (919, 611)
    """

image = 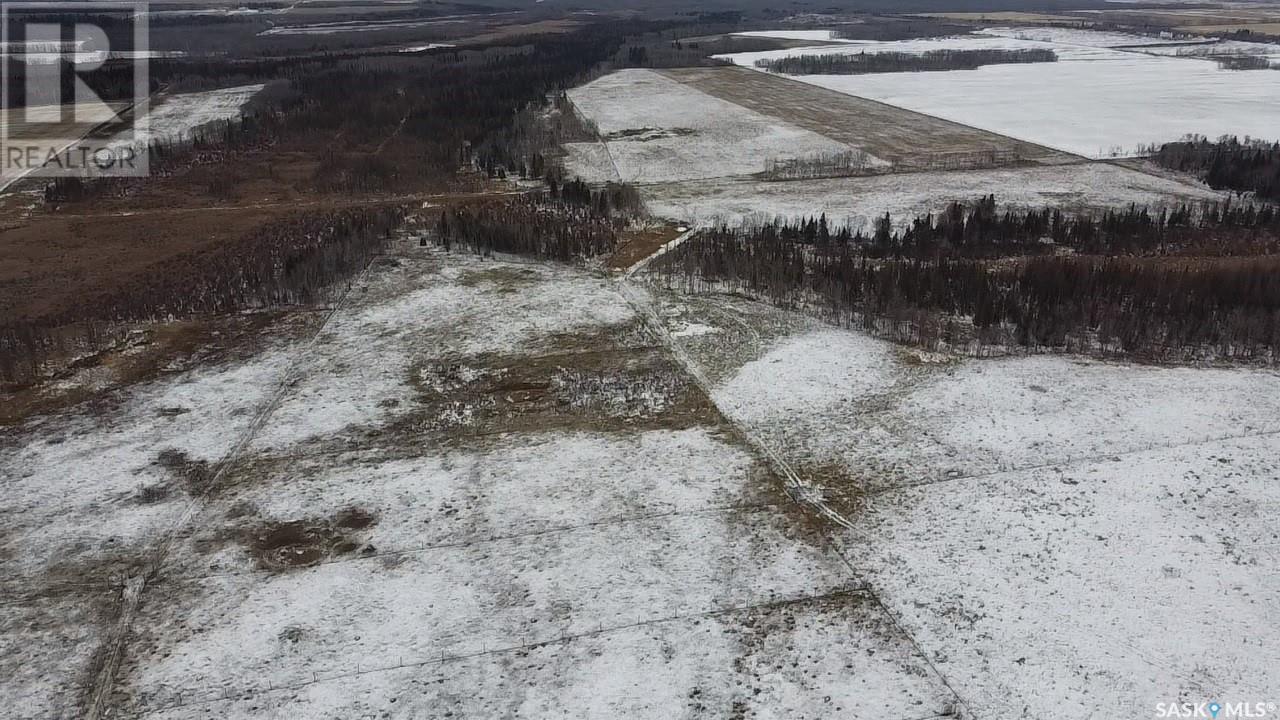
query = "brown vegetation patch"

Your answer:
(720, 591), (943, 718)
(0, 310), (317, 426)
(0, 206), (293, 323)
(659, 66), (1072, 169)
(154, 449), (215, 497)
(606, 223), (686, 271)
(400, 344), (718, 441)
(456, 266), (540, 293)
(747, 458), (868, 542)
(795, 461), (869, 521)
(449, 18), (583, 45)
(242, 506), (379, 571)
